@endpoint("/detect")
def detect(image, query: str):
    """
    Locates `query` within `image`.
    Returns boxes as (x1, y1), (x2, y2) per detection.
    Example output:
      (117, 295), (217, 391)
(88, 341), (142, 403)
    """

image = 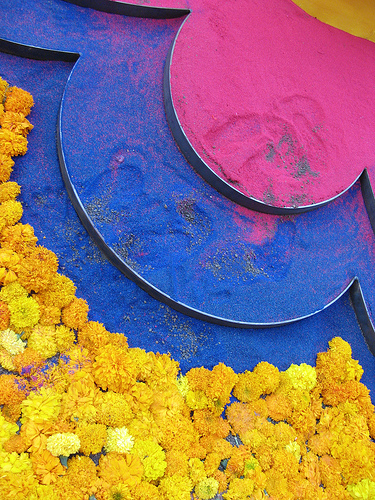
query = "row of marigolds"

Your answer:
(0, 77), (375, 500)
